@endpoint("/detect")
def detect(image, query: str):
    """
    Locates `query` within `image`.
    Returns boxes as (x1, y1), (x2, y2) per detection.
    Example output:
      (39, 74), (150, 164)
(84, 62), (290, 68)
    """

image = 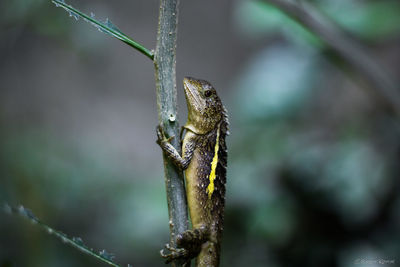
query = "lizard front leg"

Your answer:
(156, 125), (195, 170)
